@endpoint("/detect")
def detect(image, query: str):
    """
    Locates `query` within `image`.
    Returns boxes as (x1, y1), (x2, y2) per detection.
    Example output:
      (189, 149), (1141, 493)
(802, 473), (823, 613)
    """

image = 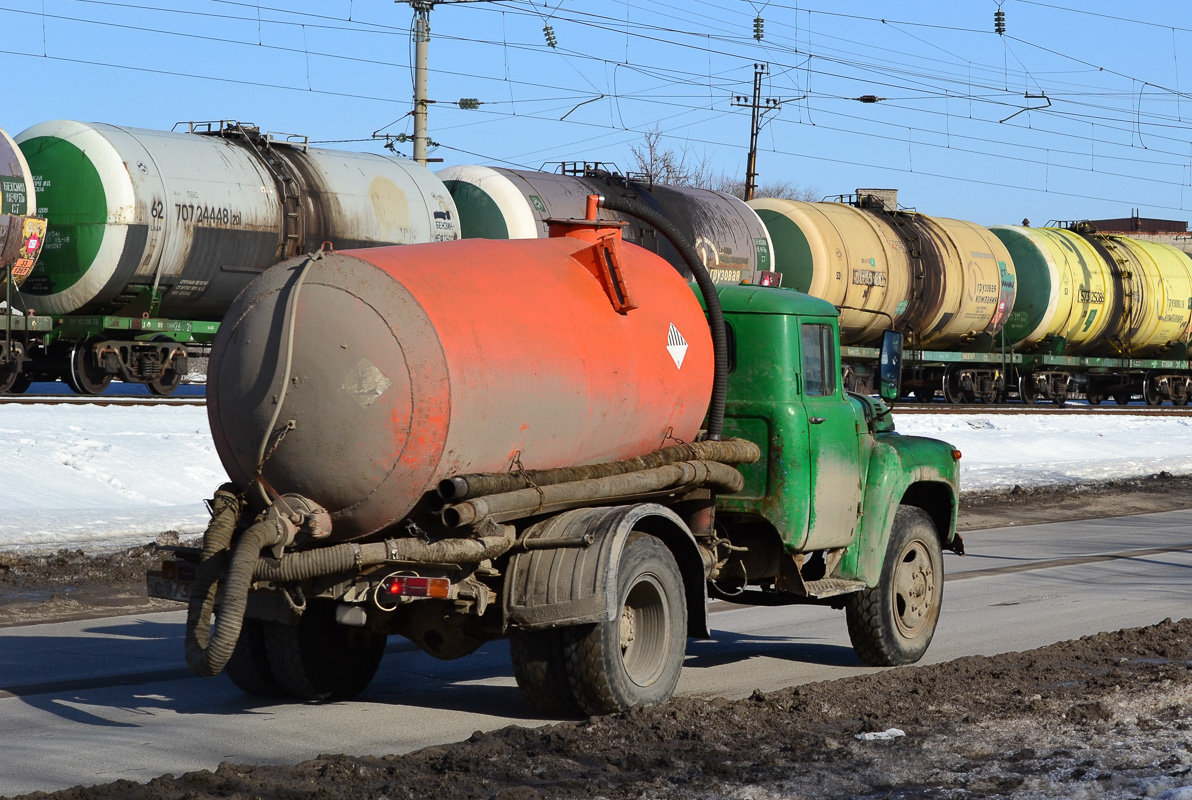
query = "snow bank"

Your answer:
(895, 413), (1192, 492)
(3, 403), (1192, 552)
(0, 405), (227, 552)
